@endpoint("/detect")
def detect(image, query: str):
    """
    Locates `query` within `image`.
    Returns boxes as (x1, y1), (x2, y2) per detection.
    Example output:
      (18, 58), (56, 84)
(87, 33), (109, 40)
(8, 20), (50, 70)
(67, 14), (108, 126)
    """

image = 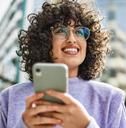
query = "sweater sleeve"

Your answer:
(108, 102), (126, 128)
(0, 91), (8, 128)
(86, 101), (126, 128)
(87, 117), (100, 128)
(0, 103), (7, 128)
(0, 88), (27, 128)
(14, 117), (27, 128)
